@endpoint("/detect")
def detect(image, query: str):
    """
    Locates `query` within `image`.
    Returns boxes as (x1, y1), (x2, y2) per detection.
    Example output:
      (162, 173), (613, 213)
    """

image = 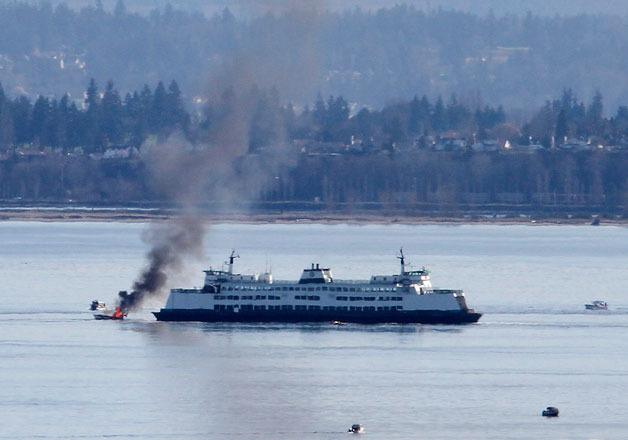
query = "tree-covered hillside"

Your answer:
(2, 2), (628, 110)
